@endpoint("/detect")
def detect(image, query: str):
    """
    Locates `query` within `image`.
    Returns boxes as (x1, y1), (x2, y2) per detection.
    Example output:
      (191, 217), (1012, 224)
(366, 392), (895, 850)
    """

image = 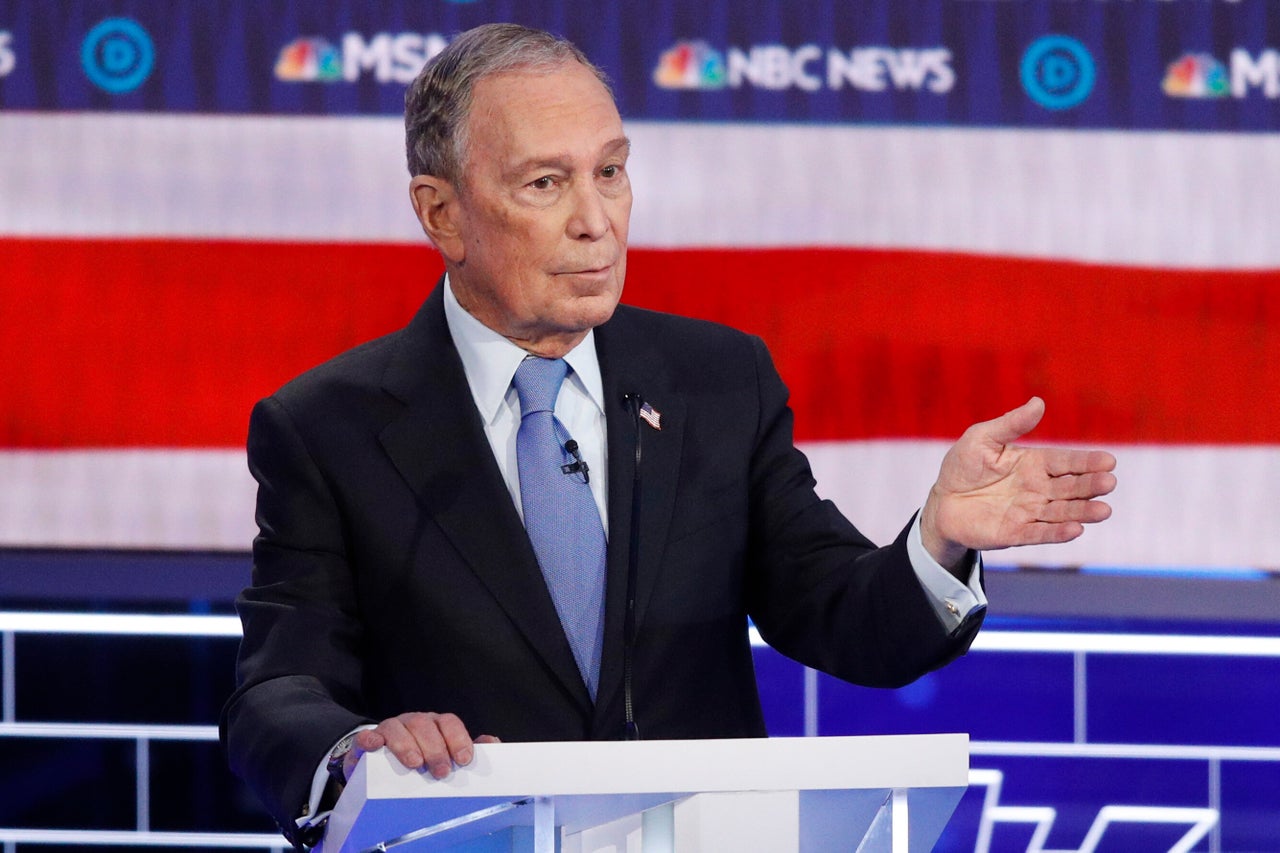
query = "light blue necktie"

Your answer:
(512, 357), (606, 700)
